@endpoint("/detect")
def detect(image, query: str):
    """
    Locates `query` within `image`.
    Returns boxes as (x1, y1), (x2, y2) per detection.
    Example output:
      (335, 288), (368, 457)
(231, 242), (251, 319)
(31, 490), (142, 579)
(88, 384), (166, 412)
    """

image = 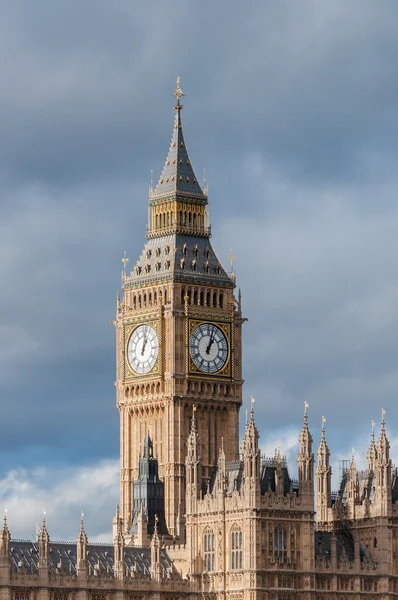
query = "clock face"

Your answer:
(127, 324), (159, 375)
(190, 323), (228, 374)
